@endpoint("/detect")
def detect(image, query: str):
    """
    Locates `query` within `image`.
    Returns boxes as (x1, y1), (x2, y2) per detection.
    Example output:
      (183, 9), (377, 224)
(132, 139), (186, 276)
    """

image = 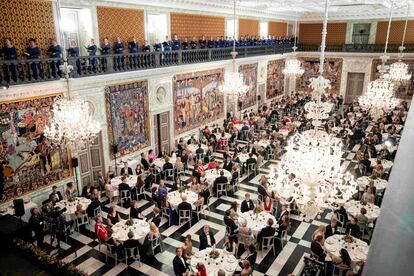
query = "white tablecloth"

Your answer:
(214, 132), (231, 140)
(233, 124), (244, 131)
(204, 169), (232, 184)
(153, 157), (176, 169)
(168, 190), (198, 209)
(116, 159), (140, 175)
(239, 210), (276, 236)
(279, 129), (290, 137)
(332, 127), (353, 136)
(187, 144), (208, 154)
(55, 197), (91, 221)
(385, 124), (403, 133)
(237, 153), (255, 164)
(374, 144), (397, 153)
(2, 200), (37, 222)
(369, 158), (393, 171)
(325, 235), (369, 263)
(254, 140), (270, 148)
(356, 176), (388, 192)
(344, 200), (380, 222)
(111, 175), (138, 189)
(111, 219), (150, 244)
(191, 248), (238, 276)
